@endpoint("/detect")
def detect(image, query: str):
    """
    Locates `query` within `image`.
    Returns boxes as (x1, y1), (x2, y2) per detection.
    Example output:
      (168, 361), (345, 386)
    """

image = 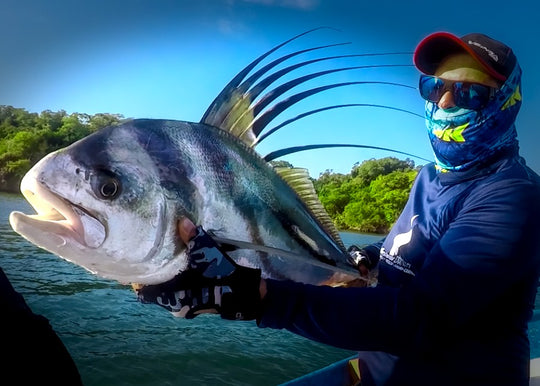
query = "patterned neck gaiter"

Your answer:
(425, 63), (522, 172)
